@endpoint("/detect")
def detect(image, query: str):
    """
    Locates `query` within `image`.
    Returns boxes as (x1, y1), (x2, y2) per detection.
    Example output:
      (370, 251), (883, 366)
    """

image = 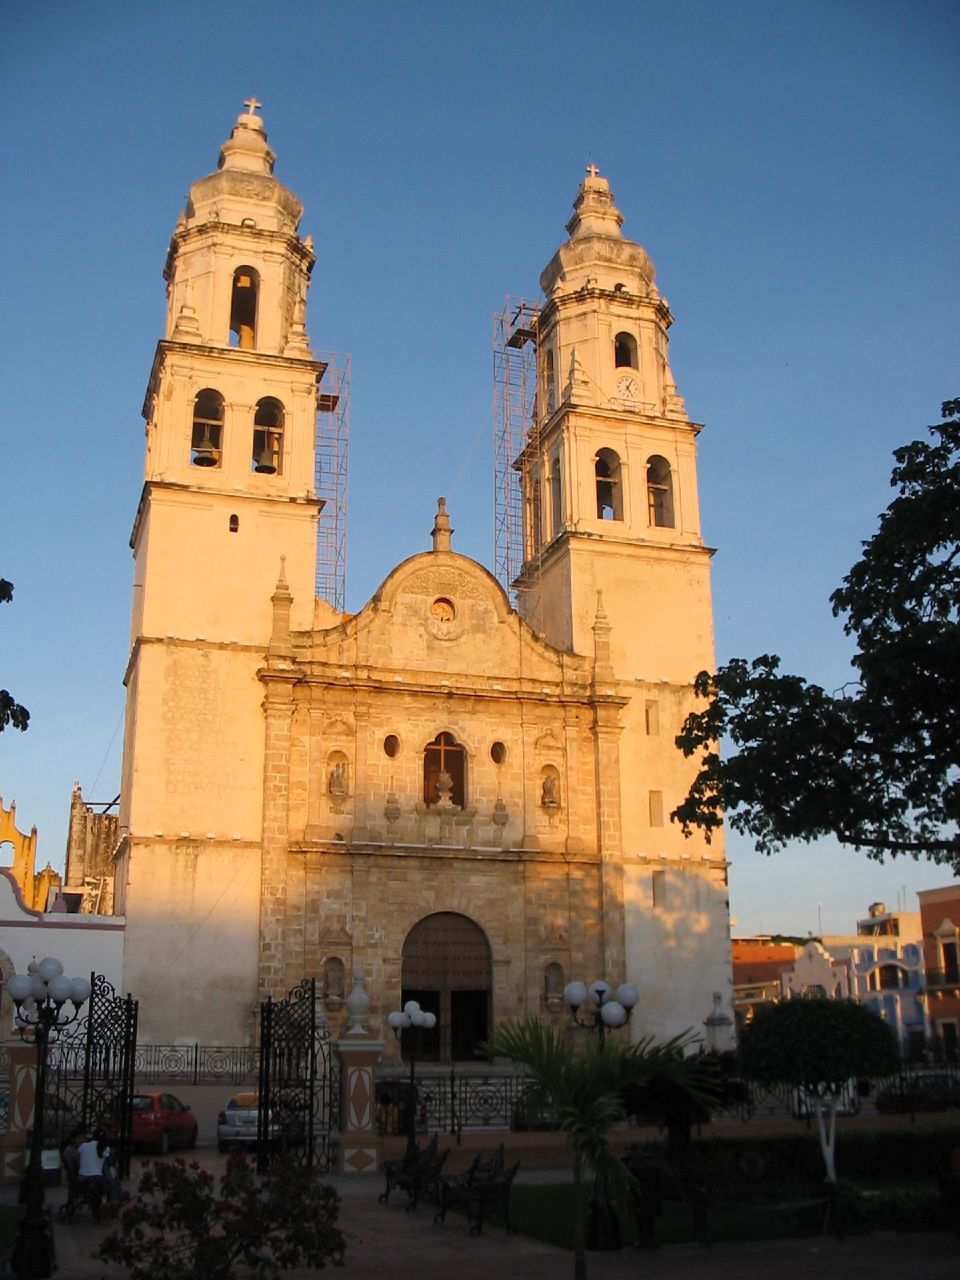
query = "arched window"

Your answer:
(879, 965), (901, 990)
(543, 348), (556, 414)
(230, 266), (259, 349)
(614, 331), (638, 369)
(646, 455), (675, 528)
(191, 389), (224, 468)
(549, 452), (562, 538)
(252, 397), (284, 474)
(423, 732), (465, 808)
(595, 448), (622, 520)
